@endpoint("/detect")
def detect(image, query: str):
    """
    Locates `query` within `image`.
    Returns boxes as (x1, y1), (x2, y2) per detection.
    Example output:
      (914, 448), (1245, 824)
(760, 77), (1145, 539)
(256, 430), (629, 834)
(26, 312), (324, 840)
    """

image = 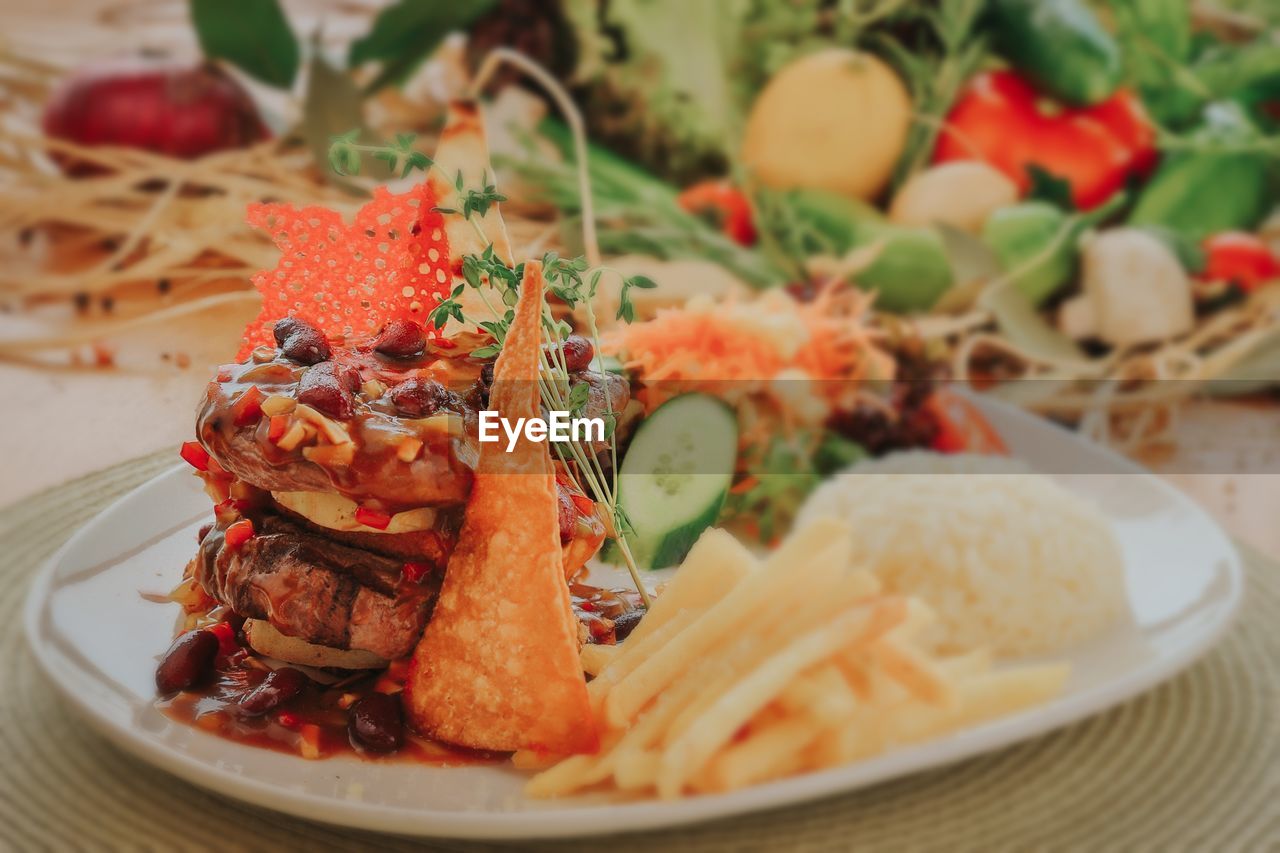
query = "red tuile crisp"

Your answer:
(239, 183), (452, 358)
